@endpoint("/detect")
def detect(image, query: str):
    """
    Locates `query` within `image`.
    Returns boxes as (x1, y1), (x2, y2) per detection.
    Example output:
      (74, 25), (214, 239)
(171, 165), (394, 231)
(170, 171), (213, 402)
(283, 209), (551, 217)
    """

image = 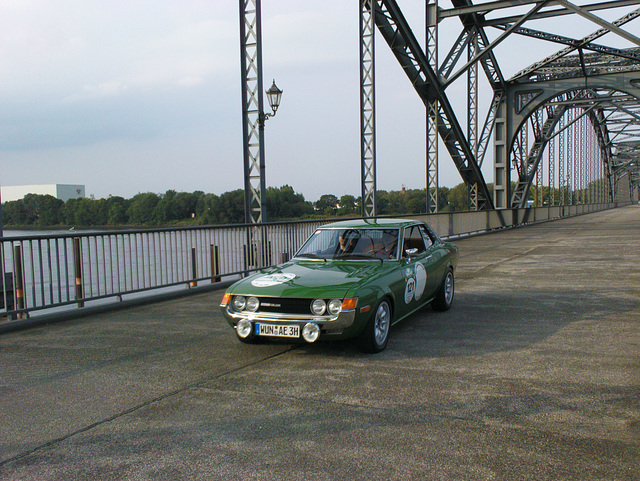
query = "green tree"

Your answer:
(375, 190), (390, 215)
(155, 190), (179, 222)
(315, 194), (339, 216)
(173, 192), (200, 220)
(266, 185), (313, 220)
(214, 190), (245, 224)
(405, 190), (427, 214)
(437, 186), (450, 212)
(196, 193), (220, 224)
(21, 194), (44, 225)
(106, 196), (129, 225)
(67, 198), (103, 226)
(443, 183), (469, 212)
(1, 200), (27, 225)
(127, 193), (160, 225)
(338, 195), (357, 216)
(38, 195), (64, 226)
(9, 194), (64, 226)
